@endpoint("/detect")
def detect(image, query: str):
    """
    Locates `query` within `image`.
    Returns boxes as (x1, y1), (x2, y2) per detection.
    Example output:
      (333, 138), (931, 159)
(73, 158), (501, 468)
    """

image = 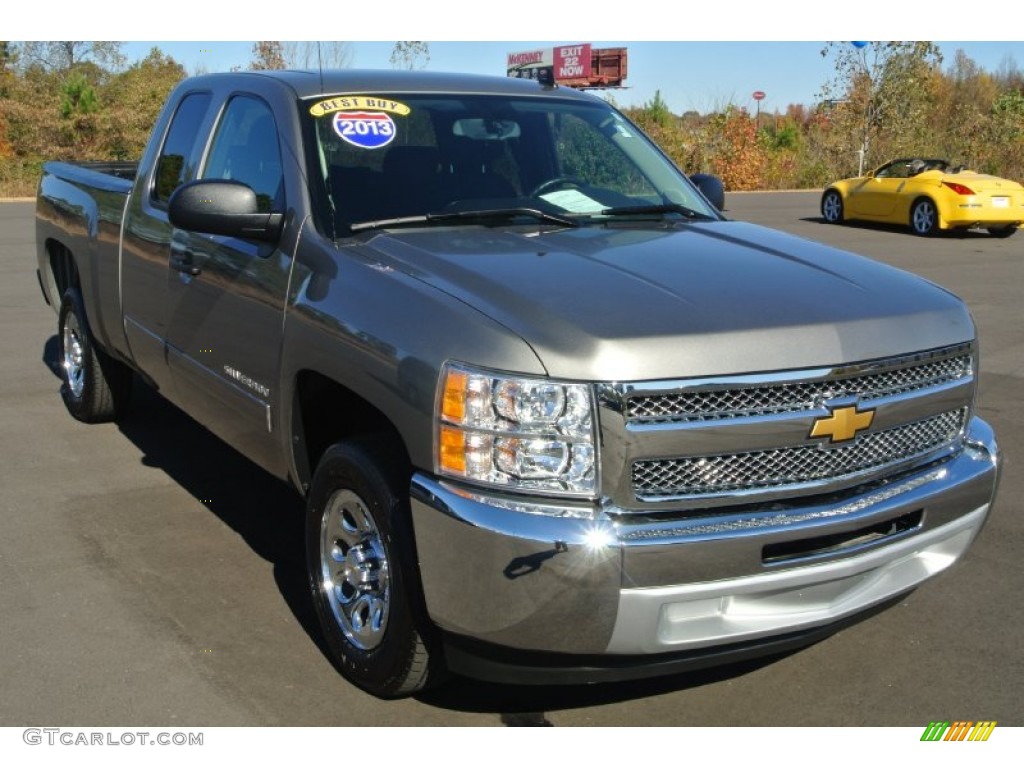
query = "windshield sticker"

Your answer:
(309, 96), (411, 117)
(332, 111), (396, 149)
